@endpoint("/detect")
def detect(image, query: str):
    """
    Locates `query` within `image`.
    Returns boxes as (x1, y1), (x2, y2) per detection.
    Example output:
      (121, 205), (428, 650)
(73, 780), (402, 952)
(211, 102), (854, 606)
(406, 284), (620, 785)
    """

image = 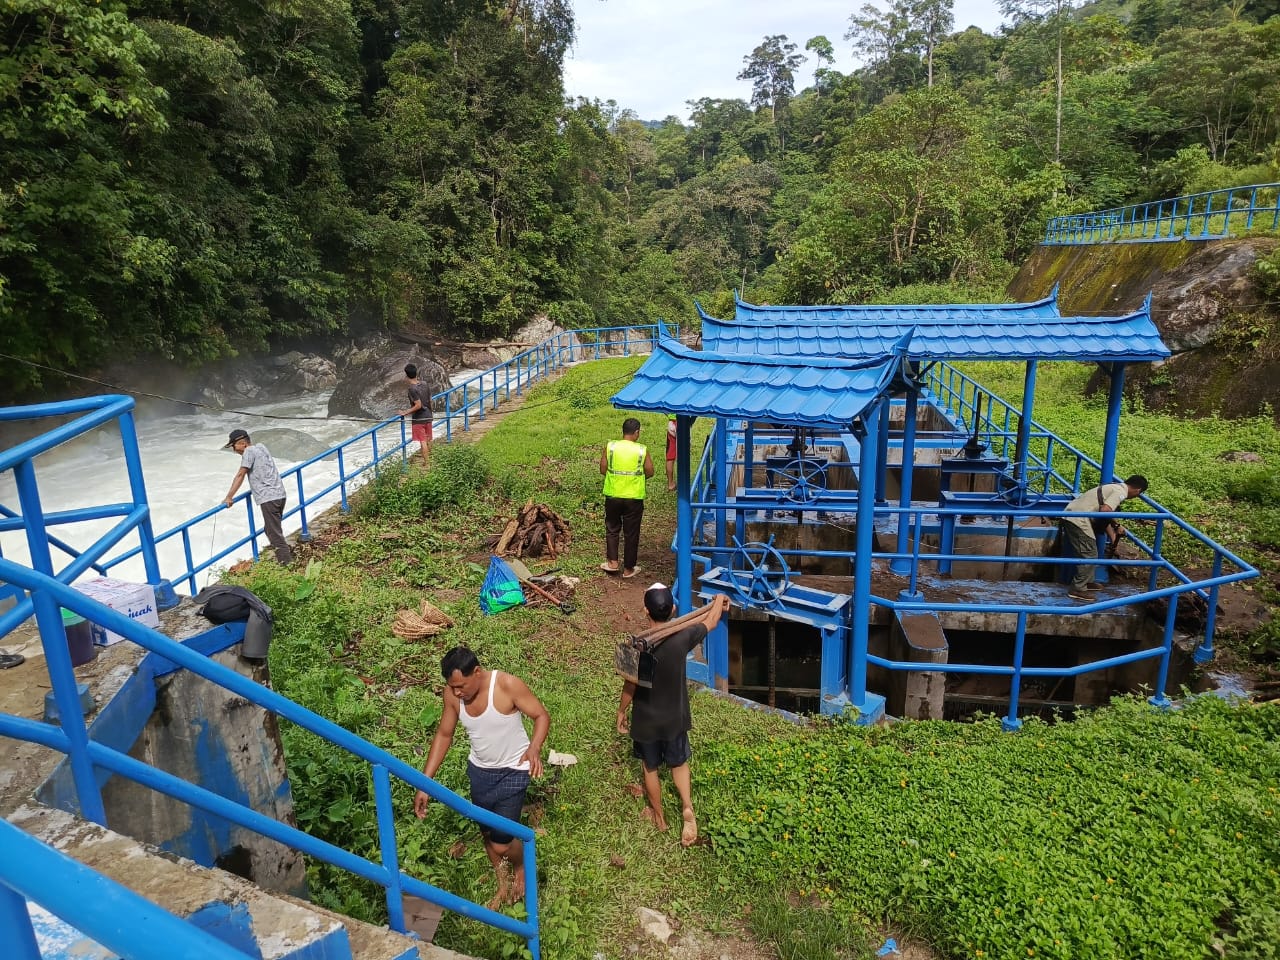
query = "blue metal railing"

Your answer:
(682, 372), (1258, 727)
(93, 324), (669, 594)
(0, 817), (252, 960)
(1044, 183), (1280, 245)
(0, 559), (542, 958)
(0, 322), (669, 959)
